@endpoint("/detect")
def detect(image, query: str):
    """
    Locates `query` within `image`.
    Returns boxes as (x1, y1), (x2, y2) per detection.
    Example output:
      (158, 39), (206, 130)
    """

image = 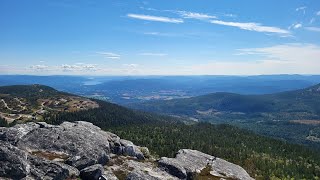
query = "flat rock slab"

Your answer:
(158, 149), (254, 180)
